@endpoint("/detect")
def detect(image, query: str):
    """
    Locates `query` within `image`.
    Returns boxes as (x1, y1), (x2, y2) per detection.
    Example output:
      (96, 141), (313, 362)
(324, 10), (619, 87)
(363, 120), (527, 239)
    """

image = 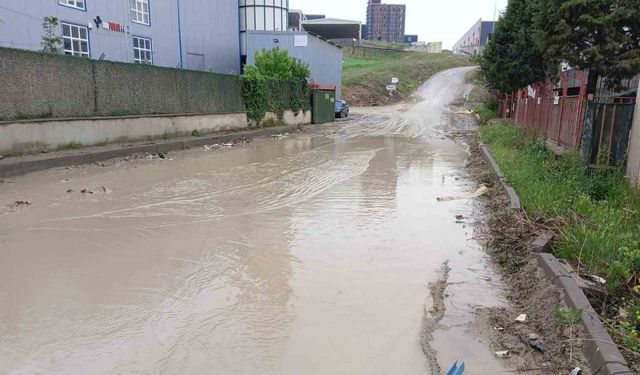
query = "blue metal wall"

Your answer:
(245, 30), (343, 100)
(0, 0), (240, 74)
